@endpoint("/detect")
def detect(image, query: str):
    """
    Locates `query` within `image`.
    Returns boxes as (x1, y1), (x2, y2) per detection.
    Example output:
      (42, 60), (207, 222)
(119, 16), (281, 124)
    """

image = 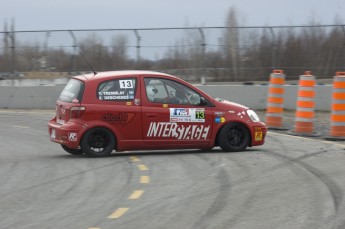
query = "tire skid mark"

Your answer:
(104, 156), (148, 222)
(265, 133), (344, 229)
(191, 154), (242, 228)
(0, 161), (125, 199)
